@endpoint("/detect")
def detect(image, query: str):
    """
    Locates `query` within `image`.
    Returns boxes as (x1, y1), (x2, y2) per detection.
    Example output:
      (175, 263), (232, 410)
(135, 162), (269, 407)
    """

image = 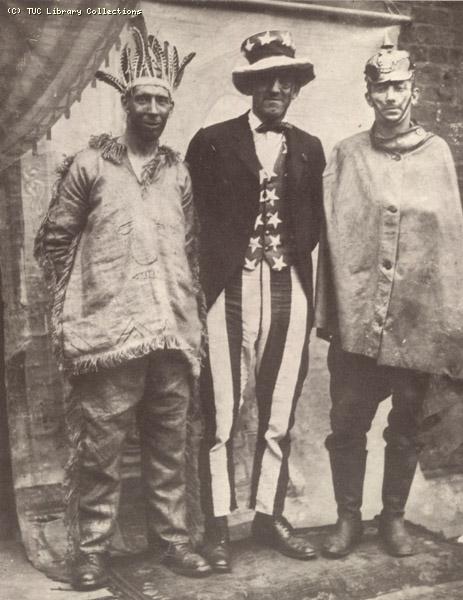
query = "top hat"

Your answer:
(232, 30), (315, 95)
(364, 32), (414, 84)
